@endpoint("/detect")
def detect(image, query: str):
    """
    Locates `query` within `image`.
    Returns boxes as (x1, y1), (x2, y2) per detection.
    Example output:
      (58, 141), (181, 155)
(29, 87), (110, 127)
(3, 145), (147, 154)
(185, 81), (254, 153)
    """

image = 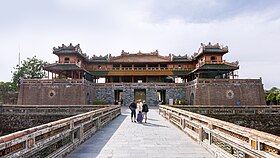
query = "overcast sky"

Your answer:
(0, 0), (279, 89)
